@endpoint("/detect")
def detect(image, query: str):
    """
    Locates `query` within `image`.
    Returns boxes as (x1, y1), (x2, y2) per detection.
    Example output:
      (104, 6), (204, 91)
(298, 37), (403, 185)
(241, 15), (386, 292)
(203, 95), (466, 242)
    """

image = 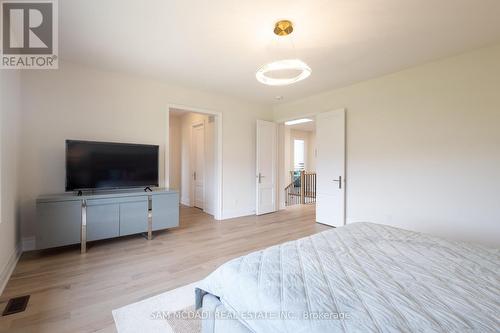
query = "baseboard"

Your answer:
(180, 198), (191, 207)
(203, 207), (215, 217)
(0, 243), (22, 296)
(22, 236), (36, 252)
(222, 208), (255, 220)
